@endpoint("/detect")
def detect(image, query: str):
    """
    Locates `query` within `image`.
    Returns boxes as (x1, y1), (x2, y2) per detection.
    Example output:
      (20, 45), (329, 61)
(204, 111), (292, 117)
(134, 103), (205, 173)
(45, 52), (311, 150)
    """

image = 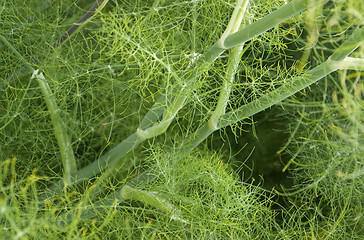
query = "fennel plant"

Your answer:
(0, 0), (363, 238)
